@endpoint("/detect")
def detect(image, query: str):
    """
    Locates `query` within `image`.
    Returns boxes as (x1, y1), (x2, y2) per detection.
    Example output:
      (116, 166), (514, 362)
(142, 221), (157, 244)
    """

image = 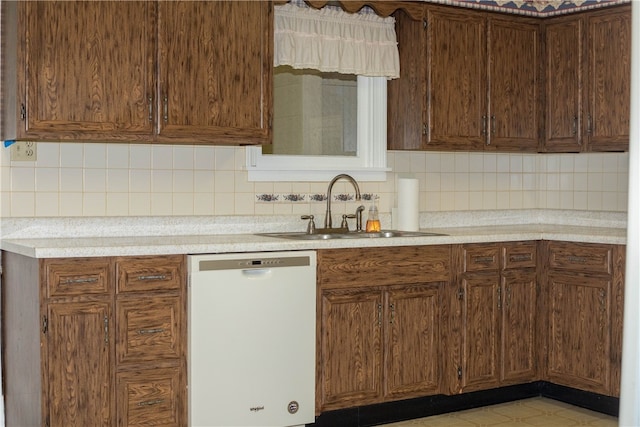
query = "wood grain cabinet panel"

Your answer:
(45, 301), (114, 427)
(116, 296), (183, 365)
(316, 246), (451, 412)
(389, 5), (540, 152)
(11, 1), (272, 144)
(543, 5), (630, 152)
(17, 2), (155, 141)
(456, 242), (538, 393)
(116, 368), (184, 427)
(542, 241), (625, 397)
(1, 253), (186, 427)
